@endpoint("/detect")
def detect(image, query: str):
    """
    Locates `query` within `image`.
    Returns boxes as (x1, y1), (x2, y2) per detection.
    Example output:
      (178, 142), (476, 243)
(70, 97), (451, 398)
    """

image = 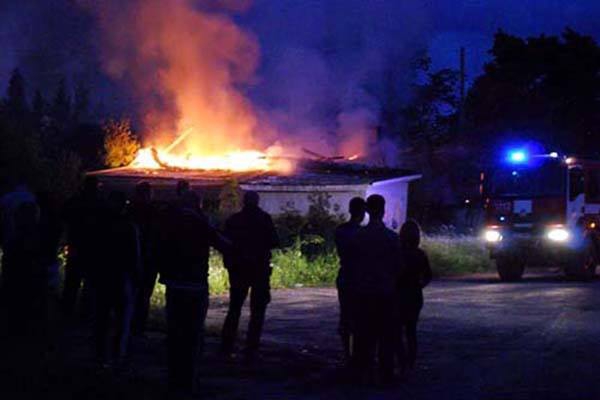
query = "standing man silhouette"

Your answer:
(352, 194), (401, 382)
(61, 176), (105, 316)
(334, 197), (366, 363)
(160, 190), (229, 395)
(221, 191), (279, 361)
